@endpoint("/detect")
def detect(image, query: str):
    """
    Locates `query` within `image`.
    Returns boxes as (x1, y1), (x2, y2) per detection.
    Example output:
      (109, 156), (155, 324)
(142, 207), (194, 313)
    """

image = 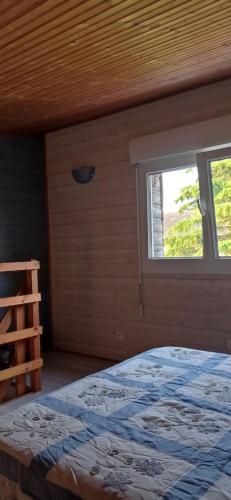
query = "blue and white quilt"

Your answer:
(0, 346), (231, 499)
